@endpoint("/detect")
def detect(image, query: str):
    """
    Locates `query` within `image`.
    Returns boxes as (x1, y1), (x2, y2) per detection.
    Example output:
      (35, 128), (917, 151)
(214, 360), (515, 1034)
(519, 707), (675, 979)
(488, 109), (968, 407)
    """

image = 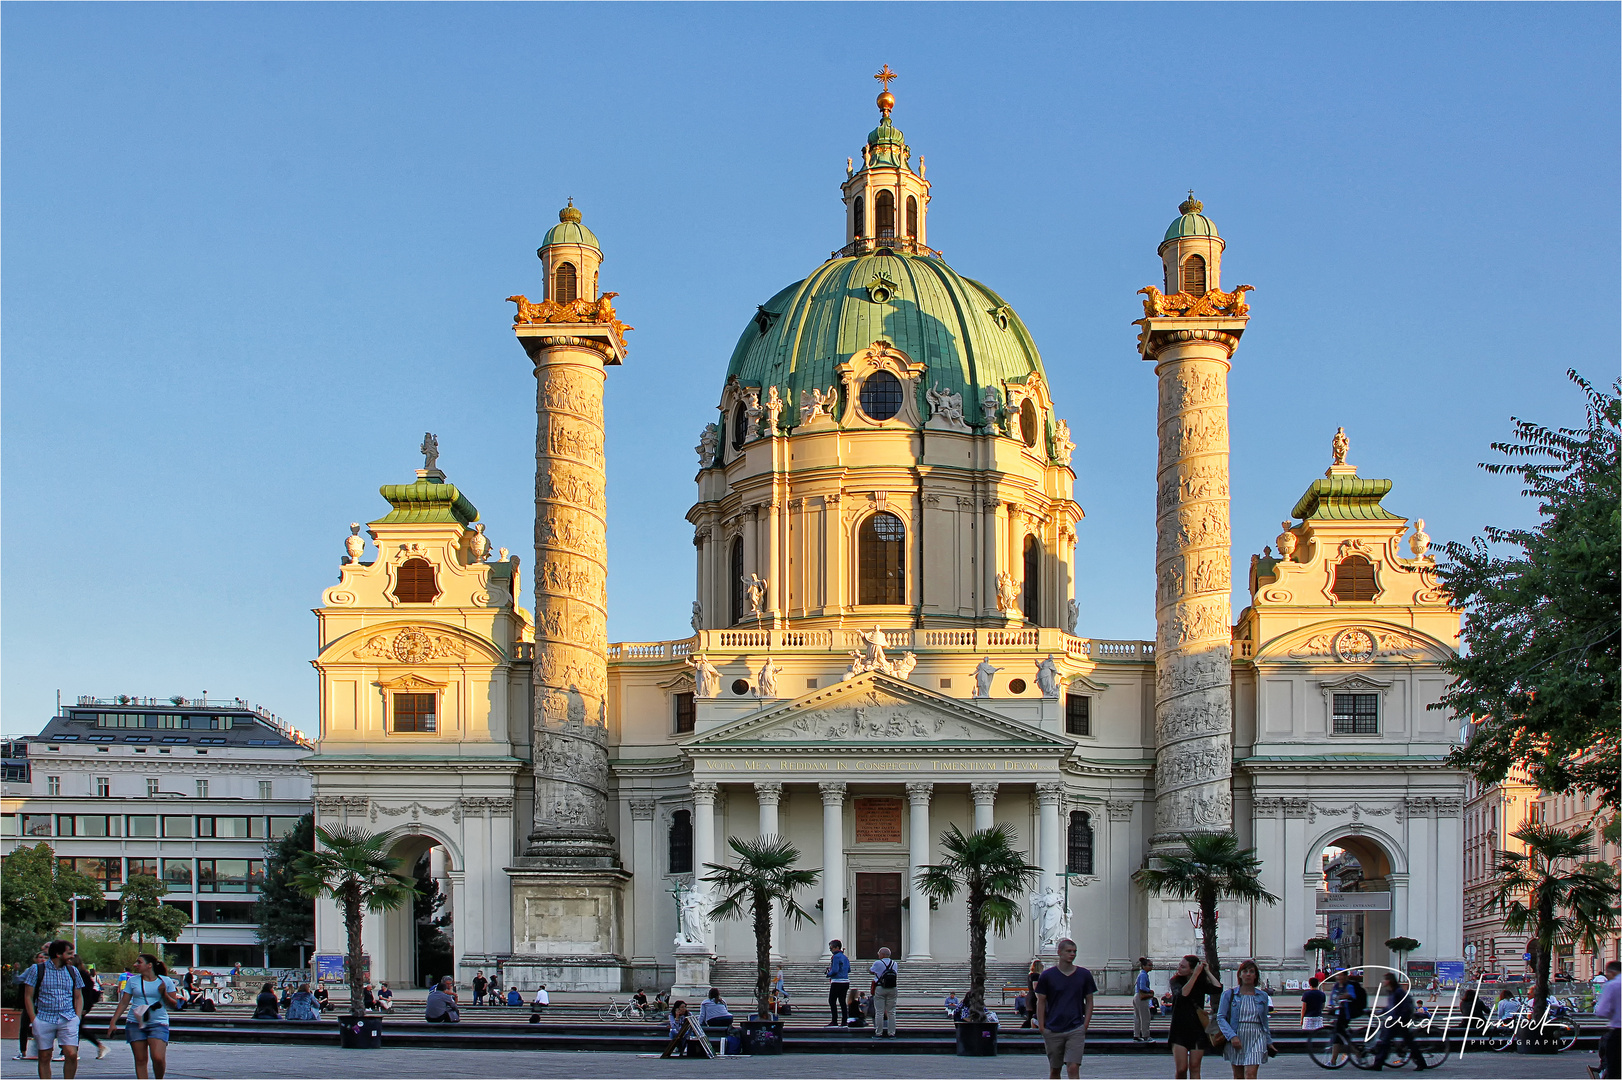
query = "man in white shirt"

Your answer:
(531, 985), (550, 1012)
(869, 948), (899, 1038)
